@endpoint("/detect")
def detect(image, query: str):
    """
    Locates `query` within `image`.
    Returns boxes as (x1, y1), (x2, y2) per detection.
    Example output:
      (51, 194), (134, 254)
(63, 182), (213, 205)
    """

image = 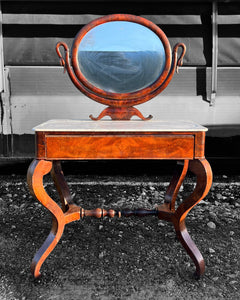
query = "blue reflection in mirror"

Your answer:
(78, 21), (166, 93)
